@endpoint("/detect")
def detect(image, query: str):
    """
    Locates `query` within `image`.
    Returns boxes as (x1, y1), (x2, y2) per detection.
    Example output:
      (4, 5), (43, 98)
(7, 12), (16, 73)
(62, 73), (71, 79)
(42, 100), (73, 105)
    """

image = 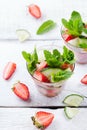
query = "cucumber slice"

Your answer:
(69, 37), (79, 47)
(63, 94), (84, 106)
(16, 29), (30, 42)
(42, 68), (60, 78)
(64, 107), (79, 119)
